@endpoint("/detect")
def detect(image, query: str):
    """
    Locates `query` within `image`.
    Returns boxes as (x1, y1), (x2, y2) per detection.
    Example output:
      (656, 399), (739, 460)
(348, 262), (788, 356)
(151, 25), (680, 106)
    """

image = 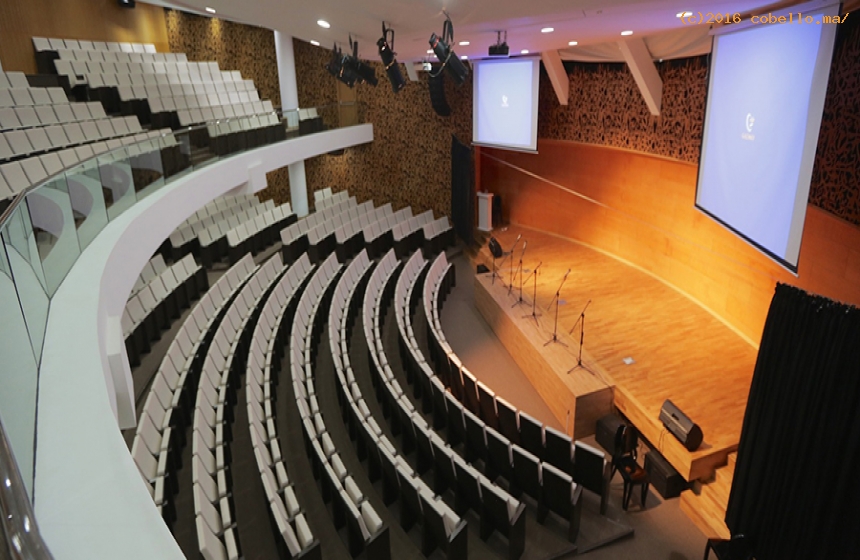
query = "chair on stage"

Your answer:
(703, 534), (755, 560)
(611, 424), (649, 511)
